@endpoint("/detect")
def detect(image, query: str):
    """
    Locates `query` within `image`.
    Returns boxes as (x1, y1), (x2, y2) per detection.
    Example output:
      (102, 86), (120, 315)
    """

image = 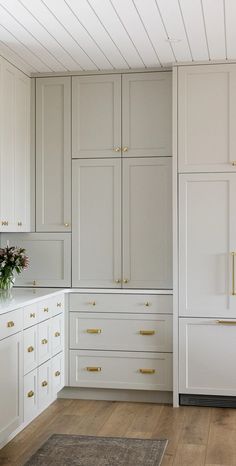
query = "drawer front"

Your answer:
(70, 350), (173, 391)
(38, 360), (51, 410)
(70, 313), (172, 352)
(38, 320), (51, 365)
(23, 326), (38, 375)
(51, 352), (64, 397)
(51, 315), (64, 356)
(38, 299), (52, 322)
(52, 294), (64, 317)
(0, 309), (23, 340)
(24, 369), (38, 423)
(23, 303), (38, 329)
(69, 293), (172, 314)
